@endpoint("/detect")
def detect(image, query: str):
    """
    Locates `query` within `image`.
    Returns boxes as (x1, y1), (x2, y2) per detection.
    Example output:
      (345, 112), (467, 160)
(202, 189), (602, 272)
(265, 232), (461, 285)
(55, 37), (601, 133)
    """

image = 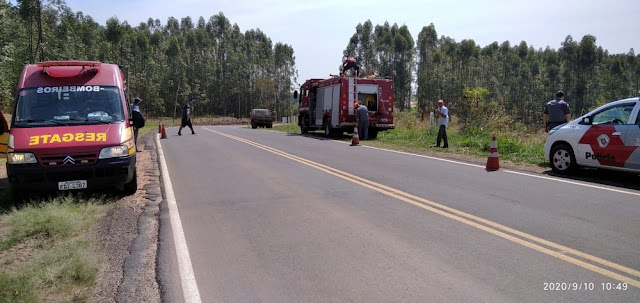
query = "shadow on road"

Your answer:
(286, 131), (356, 141)
(543, 168), (640, 192)
(286, 132), (345, 141)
